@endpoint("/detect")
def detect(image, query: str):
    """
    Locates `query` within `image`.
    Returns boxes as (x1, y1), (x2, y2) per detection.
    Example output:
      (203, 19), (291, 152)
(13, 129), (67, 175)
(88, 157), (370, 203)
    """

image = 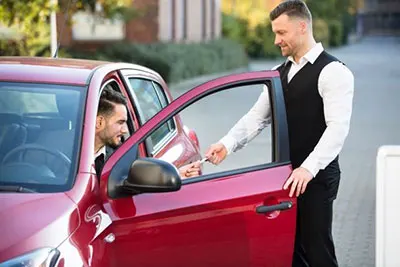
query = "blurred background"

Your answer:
(1, 1), (400, 267)
(1, 0), (398, 84)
